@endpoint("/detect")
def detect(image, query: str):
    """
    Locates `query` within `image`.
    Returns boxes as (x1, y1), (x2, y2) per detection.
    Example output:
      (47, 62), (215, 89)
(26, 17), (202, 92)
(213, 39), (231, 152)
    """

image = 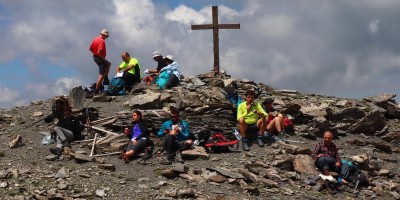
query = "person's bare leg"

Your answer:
(238, 118), (247, 138)
(257, 117), (268, 136)
(125, 150), (135, 157)
(267, 119), (277, 133)
(96, 75), (104, 90)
